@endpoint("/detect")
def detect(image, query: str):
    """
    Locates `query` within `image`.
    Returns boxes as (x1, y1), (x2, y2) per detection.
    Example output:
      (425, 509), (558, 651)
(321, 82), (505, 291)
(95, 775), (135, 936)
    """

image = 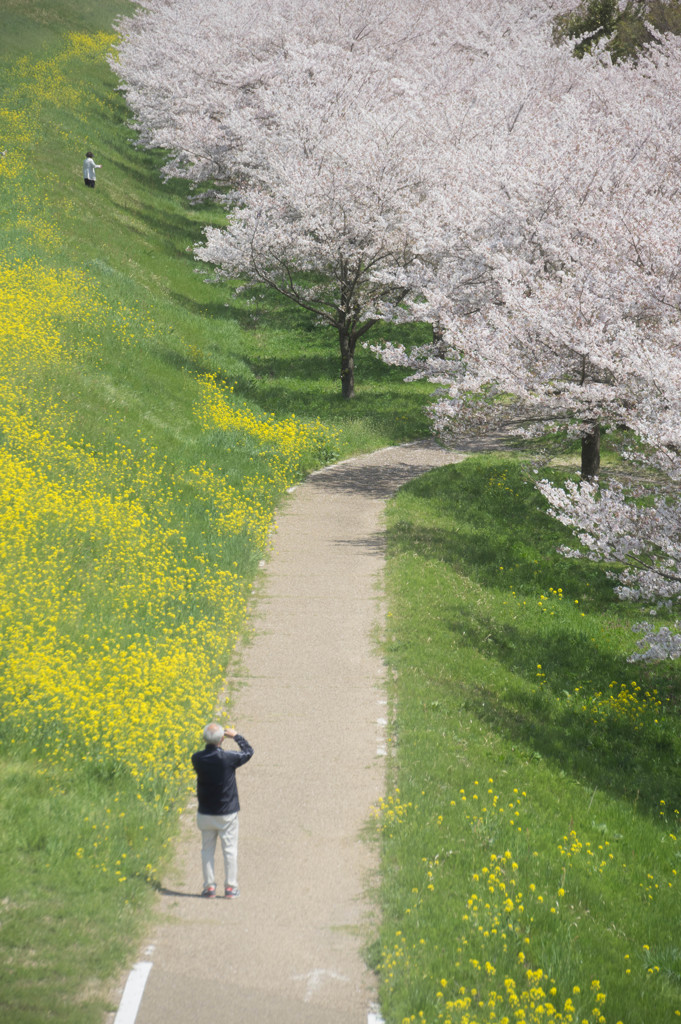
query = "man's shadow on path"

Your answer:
(159, 887), (203, 899)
